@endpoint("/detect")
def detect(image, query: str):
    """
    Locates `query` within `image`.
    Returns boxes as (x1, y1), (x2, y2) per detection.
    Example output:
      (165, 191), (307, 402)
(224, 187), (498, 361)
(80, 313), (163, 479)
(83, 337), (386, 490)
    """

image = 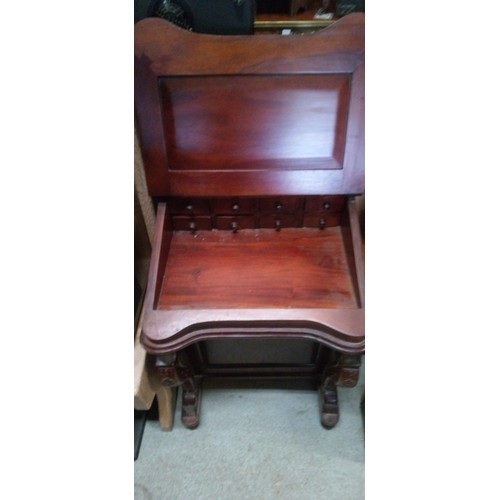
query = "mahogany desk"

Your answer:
(135, 13), (365, 429)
